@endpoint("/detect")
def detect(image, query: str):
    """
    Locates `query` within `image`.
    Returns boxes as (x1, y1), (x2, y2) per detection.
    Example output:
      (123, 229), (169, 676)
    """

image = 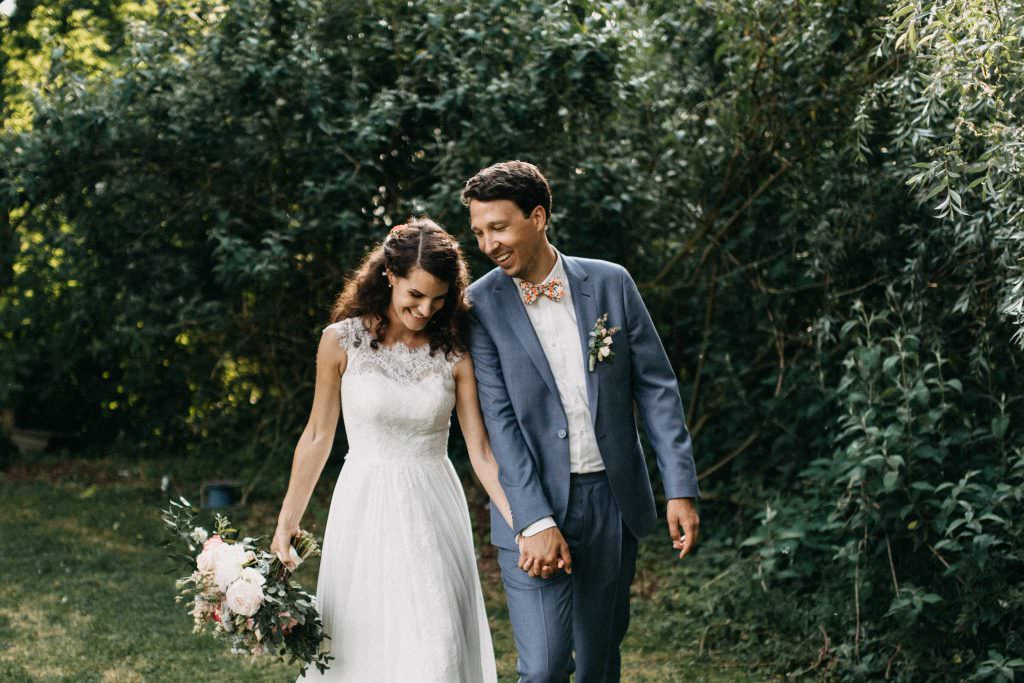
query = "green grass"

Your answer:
(0, 457), (765, 682)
